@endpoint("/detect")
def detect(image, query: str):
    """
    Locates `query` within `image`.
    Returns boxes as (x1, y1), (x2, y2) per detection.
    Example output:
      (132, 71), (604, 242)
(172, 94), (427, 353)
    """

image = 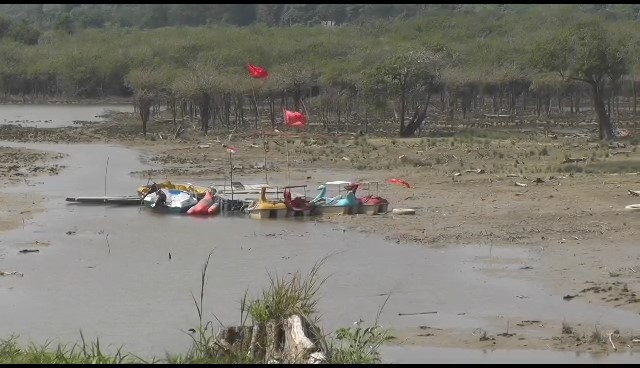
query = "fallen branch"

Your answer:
(174, 125), (184, 139)
(610, 151), (633, 155)
(608, 332), (617, 351)
(562, 157), (588, 164)
(0, 270), (24, 277)
(628, 190), (640, 197)
(398, 311), (438, 316)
